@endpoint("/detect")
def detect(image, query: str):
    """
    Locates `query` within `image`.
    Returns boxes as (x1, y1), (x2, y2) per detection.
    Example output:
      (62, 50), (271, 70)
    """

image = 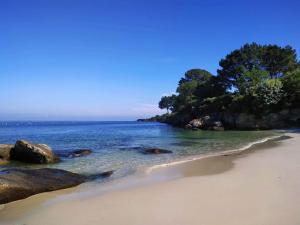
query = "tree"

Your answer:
(179, 69), (212, 85)
(236, 69), (269, 95)
(281, 68), (300, 107)
(218, 43), (298, 91)
(218, 43), (263, 90)
(156, 43), (299, 127)
(262, 45), (297, 78)
(255, 79), (284, 107)
(174, 69), (213, 113)
(159, 95), (176, 113)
